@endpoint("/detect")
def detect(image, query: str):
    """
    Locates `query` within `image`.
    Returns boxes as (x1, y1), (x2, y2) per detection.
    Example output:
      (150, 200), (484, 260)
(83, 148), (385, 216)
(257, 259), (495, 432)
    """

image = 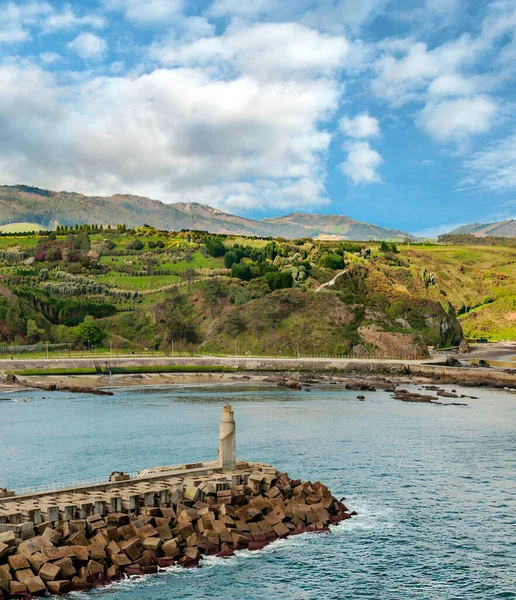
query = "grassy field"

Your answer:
(95, 273), (181, 289)
(0, 236), (41, 248)
(400, 245), (516, 340)
(0, 222), (44, 233)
